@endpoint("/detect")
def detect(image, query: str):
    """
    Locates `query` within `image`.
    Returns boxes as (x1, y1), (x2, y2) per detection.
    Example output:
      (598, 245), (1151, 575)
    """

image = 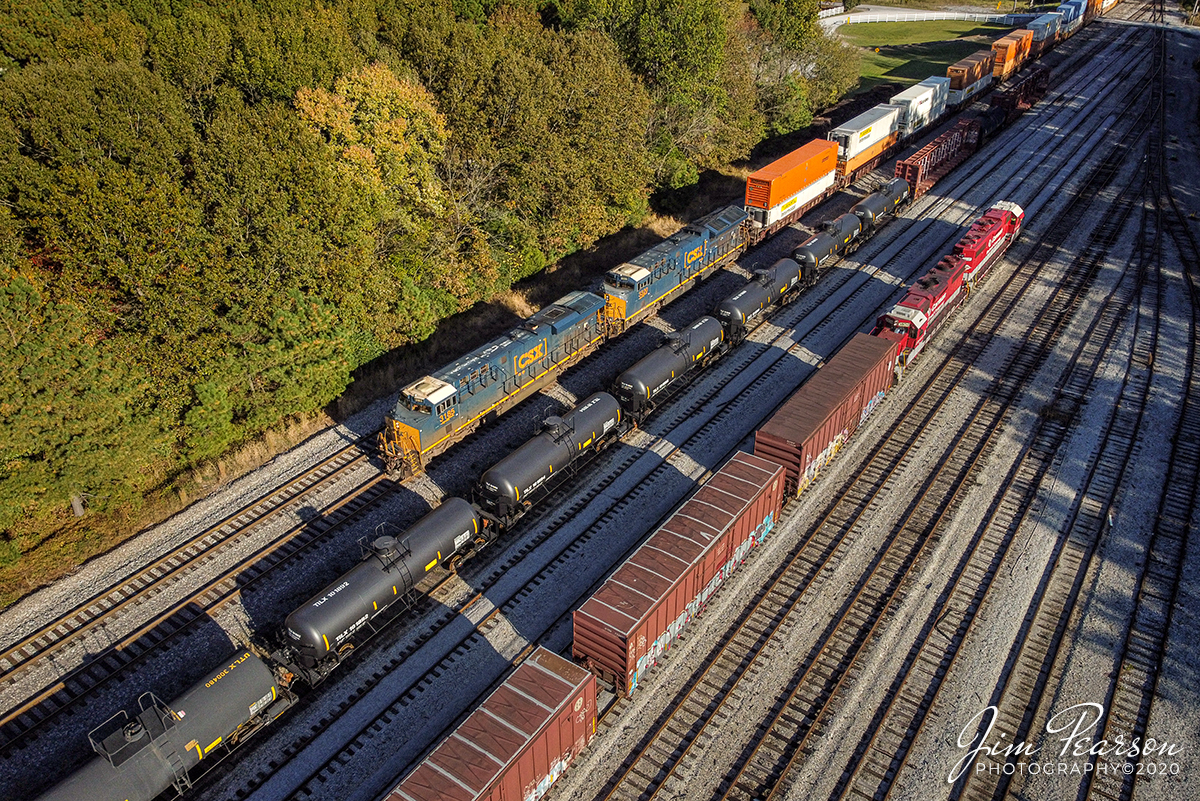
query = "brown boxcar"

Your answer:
(745, 139), (838, 211)
(573, 452), (785, 696)
(754, 333), (895, 496)
(386, 648), (596, 801)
